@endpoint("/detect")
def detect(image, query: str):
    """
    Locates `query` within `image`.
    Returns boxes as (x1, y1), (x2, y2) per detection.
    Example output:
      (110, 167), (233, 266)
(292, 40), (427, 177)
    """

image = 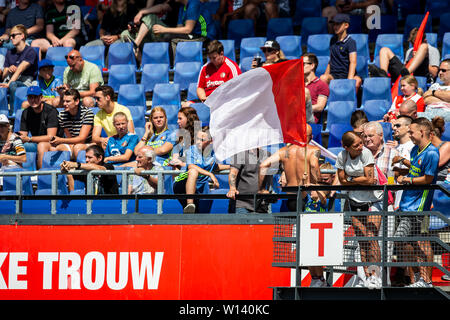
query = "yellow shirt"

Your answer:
(93, 103), (133, 137)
